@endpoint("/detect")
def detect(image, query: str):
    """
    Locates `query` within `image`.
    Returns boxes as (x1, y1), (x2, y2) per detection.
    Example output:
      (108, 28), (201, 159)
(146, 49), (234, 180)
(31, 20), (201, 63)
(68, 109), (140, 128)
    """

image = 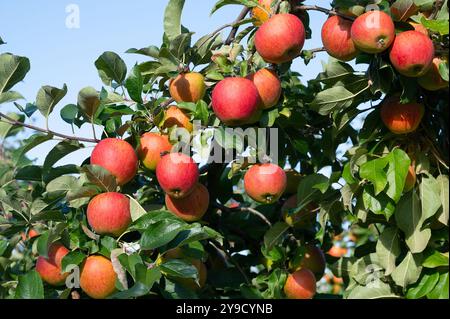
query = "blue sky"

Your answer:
(0, 0), (342, 166)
